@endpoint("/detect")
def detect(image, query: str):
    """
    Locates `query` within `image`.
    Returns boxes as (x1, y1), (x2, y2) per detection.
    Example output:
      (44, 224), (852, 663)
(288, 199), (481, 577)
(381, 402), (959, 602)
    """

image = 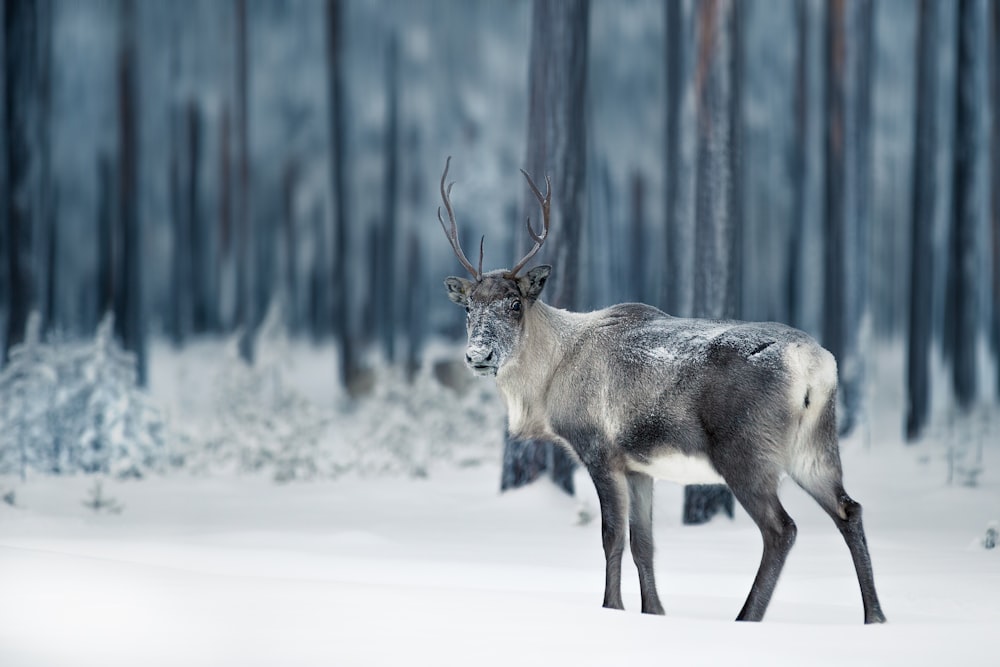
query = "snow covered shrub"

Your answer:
(0, 314), (59, 477)
(181, 304), (333, 481)
(343, 362), (505, 477)
(0, 313), (165, 478)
